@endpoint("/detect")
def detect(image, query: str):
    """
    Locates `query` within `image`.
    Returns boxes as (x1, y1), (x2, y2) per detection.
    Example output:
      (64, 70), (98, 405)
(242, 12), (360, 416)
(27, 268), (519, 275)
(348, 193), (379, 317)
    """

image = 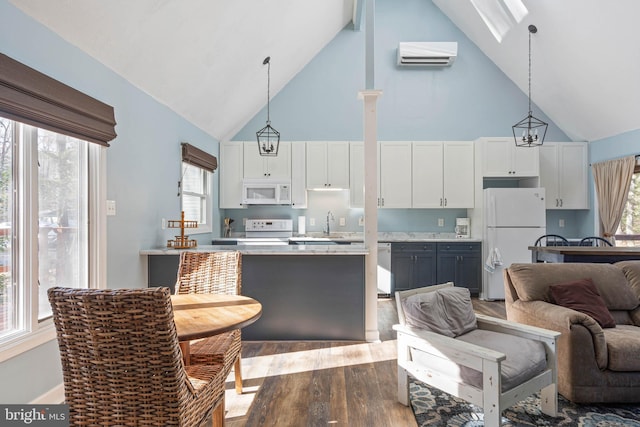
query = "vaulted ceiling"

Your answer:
(10, 0), (640, 142)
